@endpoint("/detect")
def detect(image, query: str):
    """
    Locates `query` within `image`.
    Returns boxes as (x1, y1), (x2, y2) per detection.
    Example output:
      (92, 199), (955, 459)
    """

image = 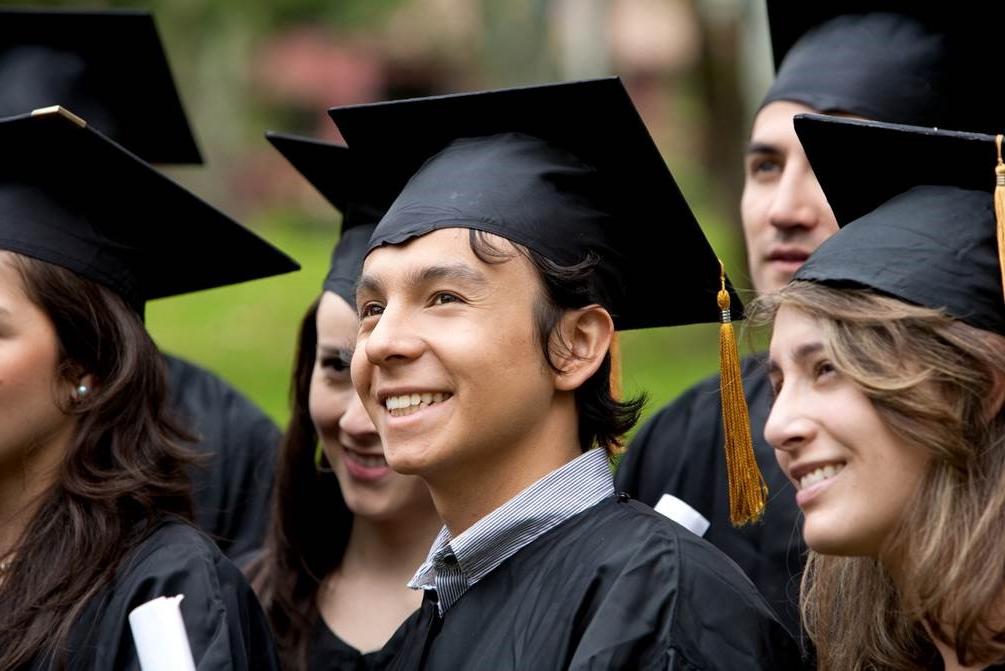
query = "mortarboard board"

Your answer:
(0, 7), (201, 164)
(328, 78), (767, 525)
(761, 1), (1003, 132)
(792, 114), (1005, 335)
(266, 131), (385, 307)
(328, 77), (740, 331)
(0, 107), (298, 314)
